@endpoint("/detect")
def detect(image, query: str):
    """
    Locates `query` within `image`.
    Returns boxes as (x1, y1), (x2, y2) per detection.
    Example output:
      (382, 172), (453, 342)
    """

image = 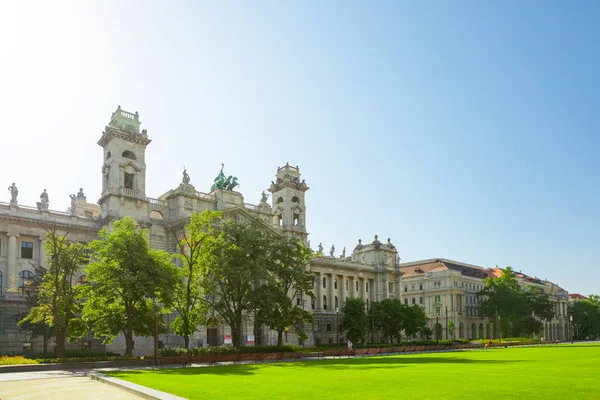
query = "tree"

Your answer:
(371, 299), (405, 342)
(570, 295), (600, 340)
(170, 210), (222, 348)
(339, 298), (368, 344)
(447, 321), (456, 339)
(403, 304), (429, 339)
(19, 228), (88, 357)
(201, 219), (271, 348)
(16, 261), (54, 357)
(254, 236), (314, 346)
(80, 217), (178, 356)
(477, 267), (554, 338)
